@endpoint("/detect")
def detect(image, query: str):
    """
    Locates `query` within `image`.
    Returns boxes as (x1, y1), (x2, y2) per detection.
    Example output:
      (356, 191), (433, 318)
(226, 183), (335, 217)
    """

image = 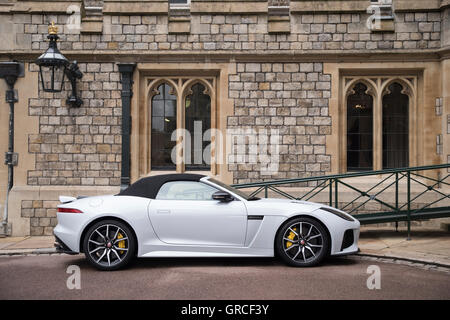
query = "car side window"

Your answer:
(156, 181), (218, 200)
